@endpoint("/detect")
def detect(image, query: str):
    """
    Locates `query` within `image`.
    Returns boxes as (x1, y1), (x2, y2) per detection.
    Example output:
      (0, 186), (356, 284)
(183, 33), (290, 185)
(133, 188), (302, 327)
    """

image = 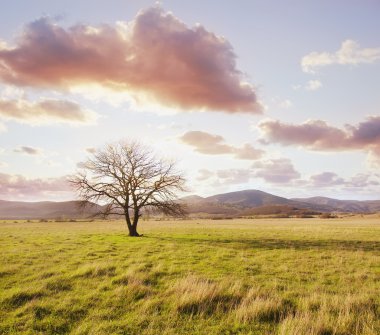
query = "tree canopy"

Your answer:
(70, 141), (186, 236)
